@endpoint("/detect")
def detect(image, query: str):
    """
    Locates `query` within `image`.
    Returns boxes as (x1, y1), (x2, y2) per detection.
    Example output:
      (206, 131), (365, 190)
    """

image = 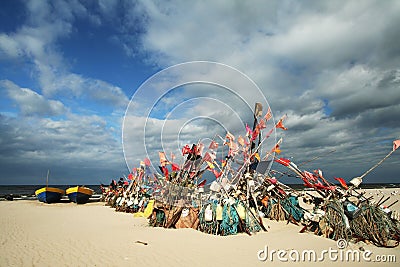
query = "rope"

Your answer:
(350, 203), (400, 247)
(322, 200), (351, 241)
